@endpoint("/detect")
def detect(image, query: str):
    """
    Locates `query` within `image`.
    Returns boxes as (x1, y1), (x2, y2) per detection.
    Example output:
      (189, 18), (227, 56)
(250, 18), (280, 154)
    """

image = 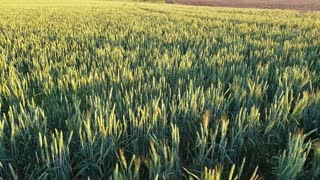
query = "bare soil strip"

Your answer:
(165, 0), (320, 11)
